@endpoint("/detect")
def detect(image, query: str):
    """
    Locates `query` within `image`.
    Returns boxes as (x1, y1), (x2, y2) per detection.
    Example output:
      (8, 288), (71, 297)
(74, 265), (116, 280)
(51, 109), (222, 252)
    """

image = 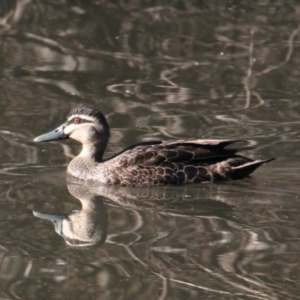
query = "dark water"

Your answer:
(0, 1), (300, 299)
